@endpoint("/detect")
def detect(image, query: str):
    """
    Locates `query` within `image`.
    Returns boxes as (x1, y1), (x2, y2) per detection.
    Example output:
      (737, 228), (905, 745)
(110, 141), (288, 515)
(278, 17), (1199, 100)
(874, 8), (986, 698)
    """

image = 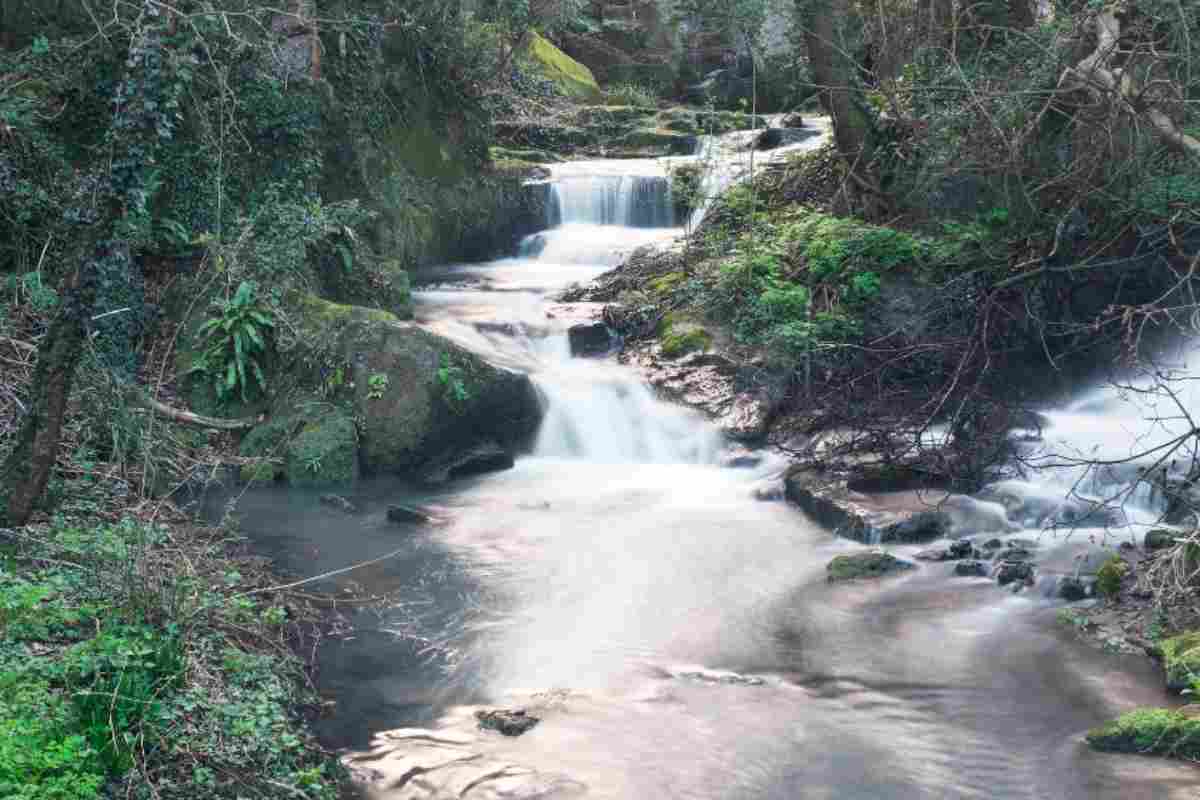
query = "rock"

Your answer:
(387, 504), (436, 525)
(879, 511), (952, 543)
(567, 322), (617, 357)
(981, 538), (1004, 550)
(517, 32), (601, 101)
(1057, 577), (1088, 601)
(320, 494), (358, 514)
(1006, 537), (1038, 549)
(753, 127), (815, 151)
(996, 560), (1035, 586)
(721, 446), (763, 469)
(721, 392), (772, 442)
(914, 548), (950, 562)
(291, 294), (542, 483)
(421, 441), (516, 485)
(780, 112), (804, 128)
(827, 550), (916, 582)
(675, 669), (766, 687)
(994, 546), (1034, 562)
(684, 68), (755, 110)
(783, 466), (871, 542)
(475, 709), (540, 737)
(955, 560), (989, 577)
(1162, 632), (1200, 693)
(241, 410), (359, 489)
(948, 539), (974, 560)
(752, 482), (784, 502)
(1086, 708), (1200, 760)
(1145, 529), (1176, 550)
